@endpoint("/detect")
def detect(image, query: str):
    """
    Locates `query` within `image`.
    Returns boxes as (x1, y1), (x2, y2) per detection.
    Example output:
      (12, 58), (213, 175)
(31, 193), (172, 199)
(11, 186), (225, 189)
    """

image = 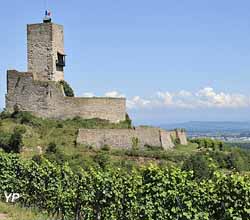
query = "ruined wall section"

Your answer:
(77, 129), (136, 149)
(170, 129), (188, 145)
(135, 127), (162, 147)
(77, 128), (162, 149)
(6, 70), (54, 116)
(77, 127), (188, 150)
(5, 70), (126, 122)
(160, 130), (175, 150)
(55, 97), (126, 122)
